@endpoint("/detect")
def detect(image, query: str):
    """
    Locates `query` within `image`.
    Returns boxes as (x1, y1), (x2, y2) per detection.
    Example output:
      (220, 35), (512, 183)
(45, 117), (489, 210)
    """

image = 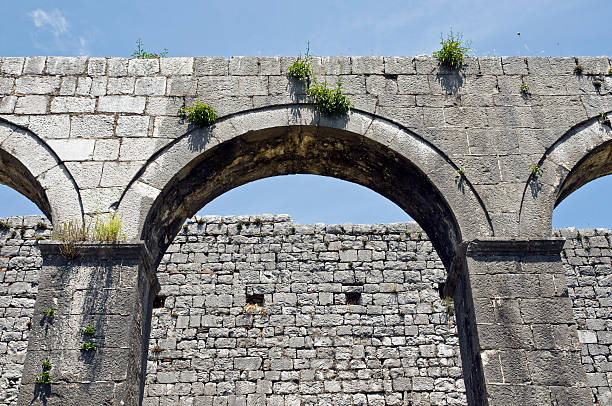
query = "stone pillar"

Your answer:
(447, 238), (593, 406)
(17, 242), (159, 406)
